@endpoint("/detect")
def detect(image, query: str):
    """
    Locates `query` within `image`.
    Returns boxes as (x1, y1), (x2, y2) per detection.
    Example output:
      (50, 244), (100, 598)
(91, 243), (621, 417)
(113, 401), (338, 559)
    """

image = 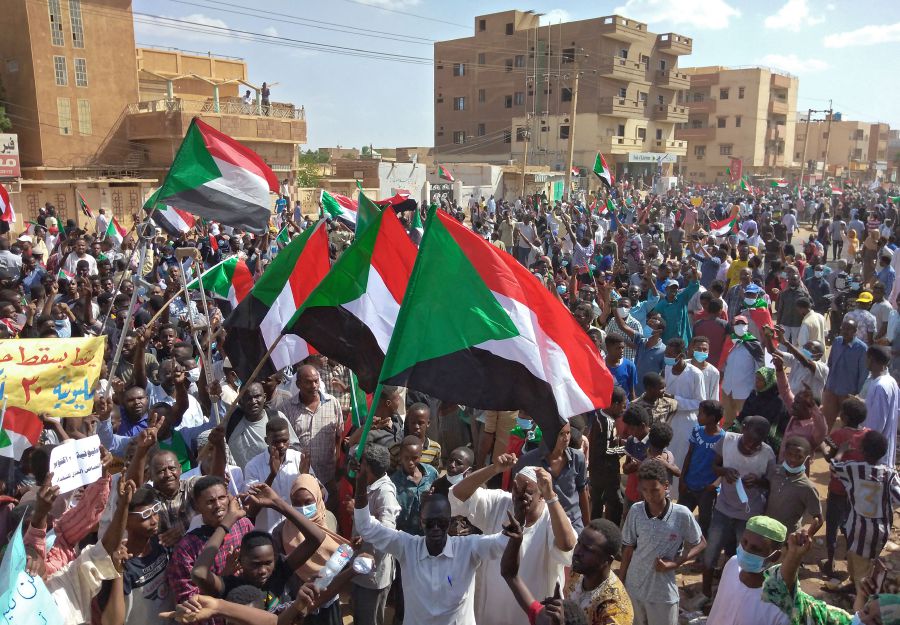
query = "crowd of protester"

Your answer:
(1, 181), (900, 625)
